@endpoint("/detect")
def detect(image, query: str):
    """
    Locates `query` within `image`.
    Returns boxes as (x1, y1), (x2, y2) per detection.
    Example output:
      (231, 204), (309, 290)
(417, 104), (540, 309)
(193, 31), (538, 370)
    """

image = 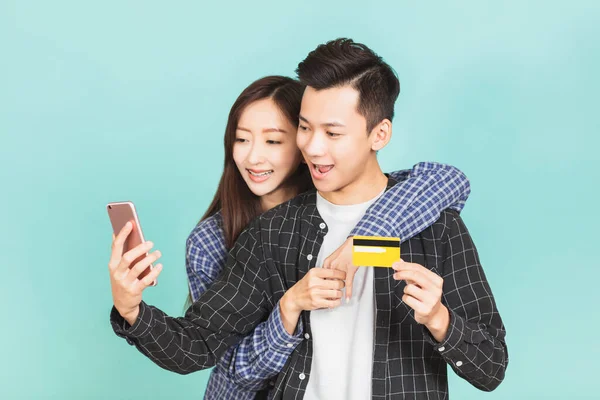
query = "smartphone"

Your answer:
(107, 201), (156, 286)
